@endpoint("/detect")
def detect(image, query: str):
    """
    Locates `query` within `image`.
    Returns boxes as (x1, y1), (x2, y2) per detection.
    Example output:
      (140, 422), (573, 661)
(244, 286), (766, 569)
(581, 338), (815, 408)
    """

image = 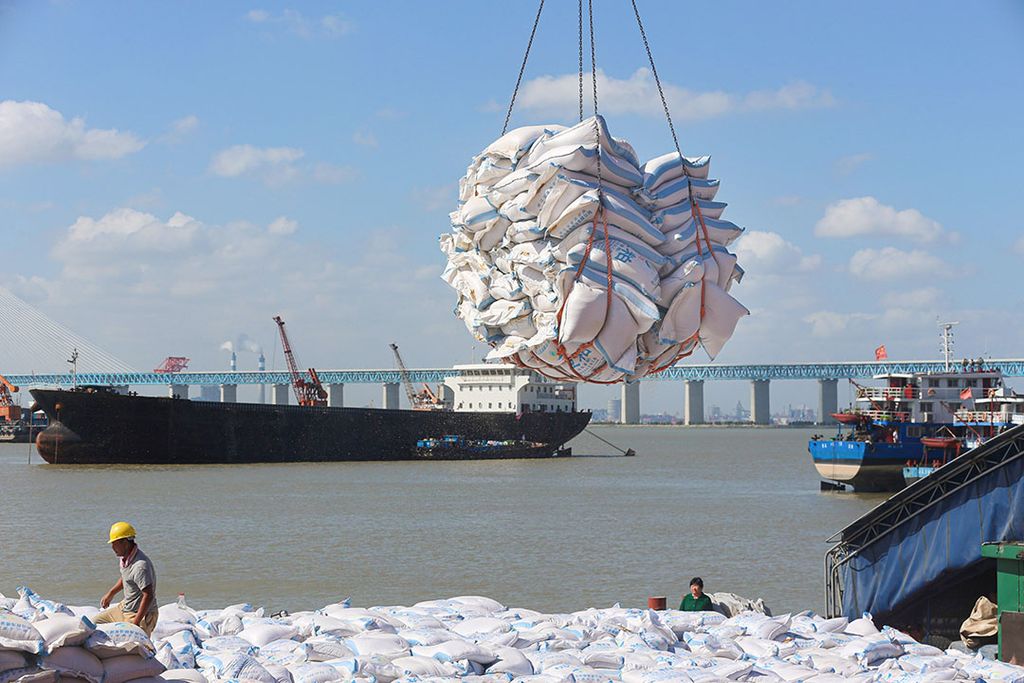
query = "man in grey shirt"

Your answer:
(94, 521), (158, 635)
